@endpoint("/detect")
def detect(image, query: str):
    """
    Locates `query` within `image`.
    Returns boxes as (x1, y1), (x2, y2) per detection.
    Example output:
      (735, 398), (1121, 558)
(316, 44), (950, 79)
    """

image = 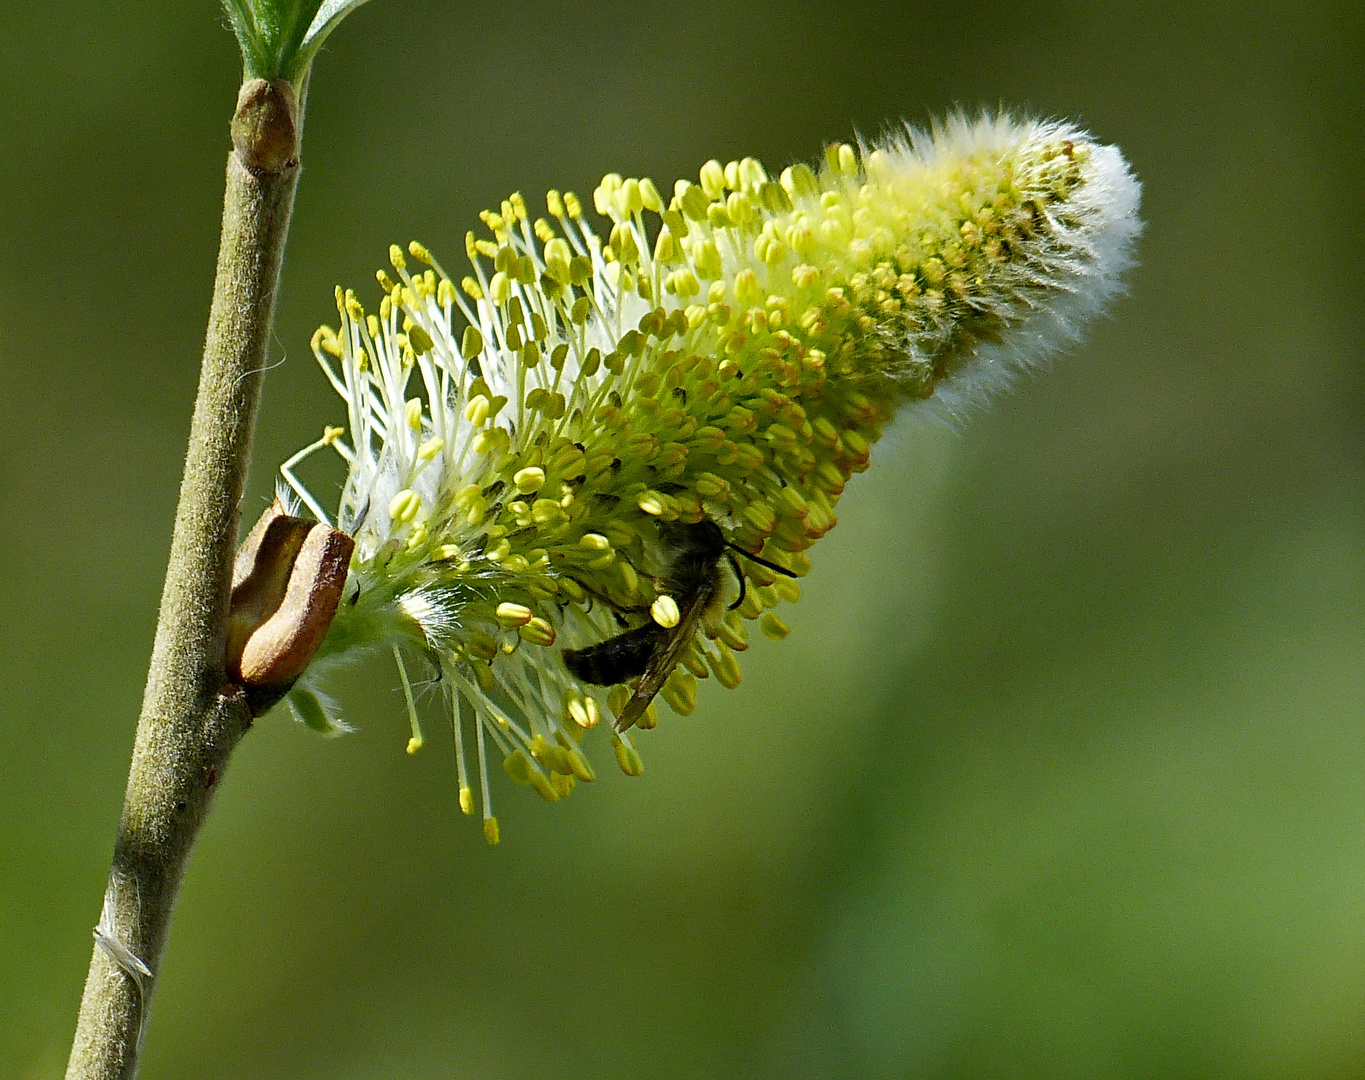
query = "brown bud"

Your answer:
(227, 500), (355, 715)
(230, 78), (299, 173)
